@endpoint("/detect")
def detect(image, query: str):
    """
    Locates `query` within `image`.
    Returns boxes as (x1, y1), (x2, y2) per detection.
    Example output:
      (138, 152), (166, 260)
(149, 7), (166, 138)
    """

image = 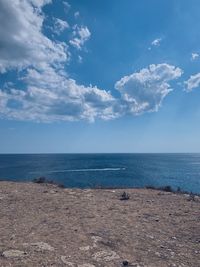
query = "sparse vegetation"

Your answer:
(32, 177), (65, 188)
(146, 185), (173, 192)
(120, 191), (130, 200)
(145, 185), (199, 199)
